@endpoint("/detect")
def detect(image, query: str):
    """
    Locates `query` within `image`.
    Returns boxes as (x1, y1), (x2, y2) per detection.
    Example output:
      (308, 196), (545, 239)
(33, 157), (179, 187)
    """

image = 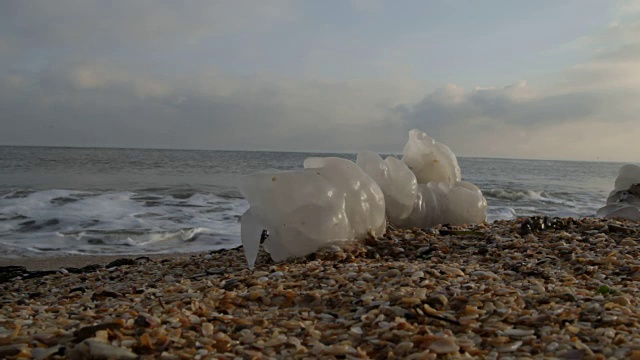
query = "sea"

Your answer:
(0, 146), (631, 258)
